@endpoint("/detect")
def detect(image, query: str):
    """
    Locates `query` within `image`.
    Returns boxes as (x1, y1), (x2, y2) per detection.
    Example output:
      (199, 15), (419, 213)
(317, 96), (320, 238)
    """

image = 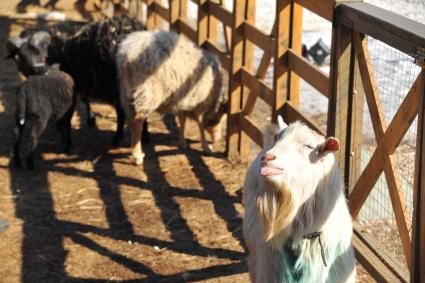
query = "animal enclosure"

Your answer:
(0, 0), (424, 282)
(125, 0), (425, 281)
